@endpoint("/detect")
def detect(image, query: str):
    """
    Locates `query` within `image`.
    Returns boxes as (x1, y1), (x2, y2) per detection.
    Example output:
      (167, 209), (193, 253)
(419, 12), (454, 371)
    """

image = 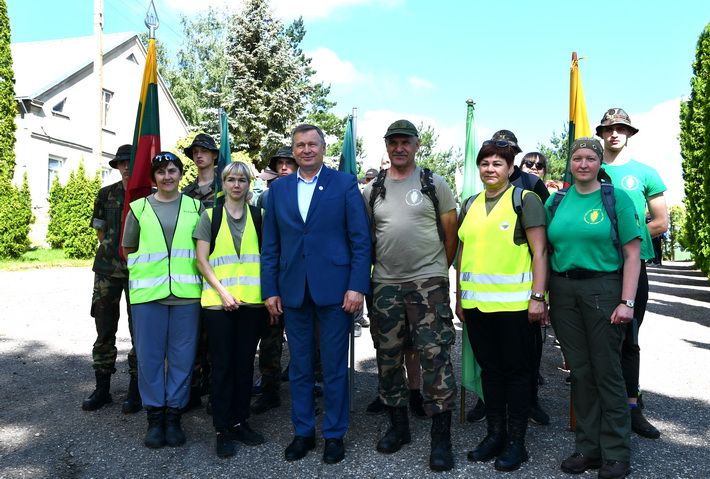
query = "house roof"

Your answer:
(11, 32), (137, 99)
